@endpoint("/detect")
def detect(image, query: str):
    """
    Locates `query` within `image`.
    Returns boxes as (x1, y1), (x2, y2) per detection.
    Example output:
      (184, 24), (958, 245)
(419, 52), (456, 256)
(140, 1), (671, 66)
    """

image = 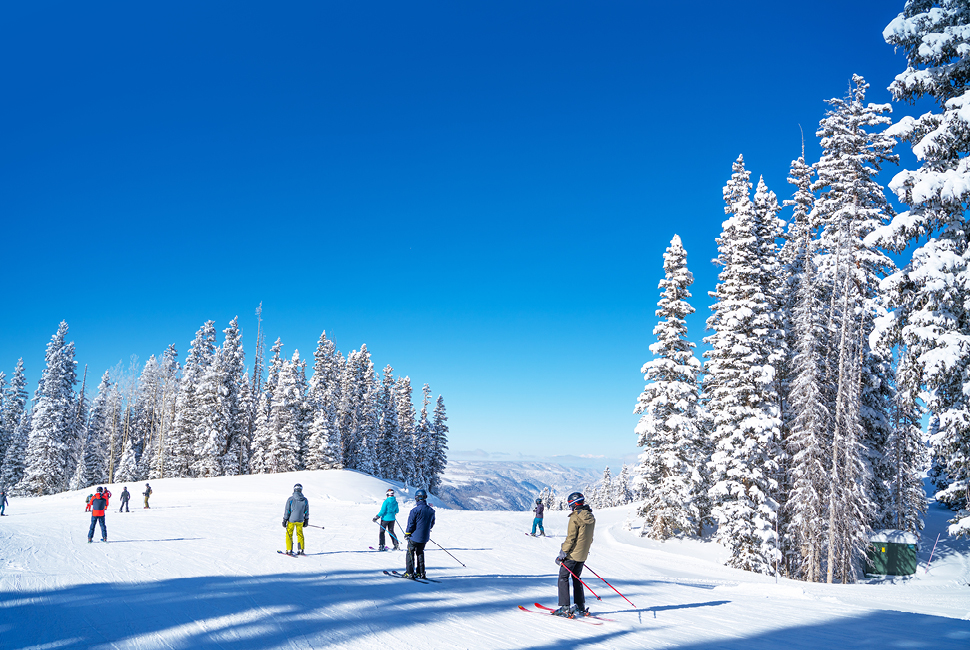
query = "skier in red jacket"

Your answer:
(88, 486), (110, 543)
